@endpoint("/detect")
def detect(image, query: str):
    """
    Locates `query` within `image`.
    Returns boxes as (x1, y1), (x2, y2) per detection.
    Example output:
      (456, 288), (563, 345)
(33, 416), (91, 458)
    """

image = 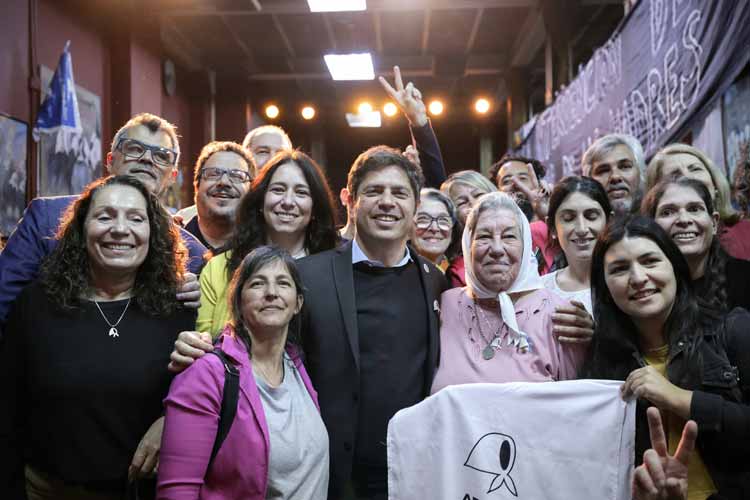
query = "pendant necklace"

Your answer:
(93, 297), (131, 339)
(473, 300), (503, 360)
